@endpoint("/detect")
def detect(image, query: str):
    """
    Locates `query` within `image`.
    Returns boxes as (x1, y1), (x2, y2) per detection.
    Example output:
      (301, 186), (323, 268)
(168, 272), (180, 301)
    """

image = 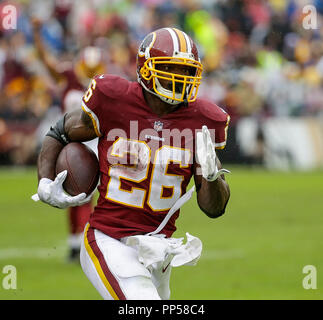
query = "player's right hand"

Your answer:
(31, 170), (91, 209)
